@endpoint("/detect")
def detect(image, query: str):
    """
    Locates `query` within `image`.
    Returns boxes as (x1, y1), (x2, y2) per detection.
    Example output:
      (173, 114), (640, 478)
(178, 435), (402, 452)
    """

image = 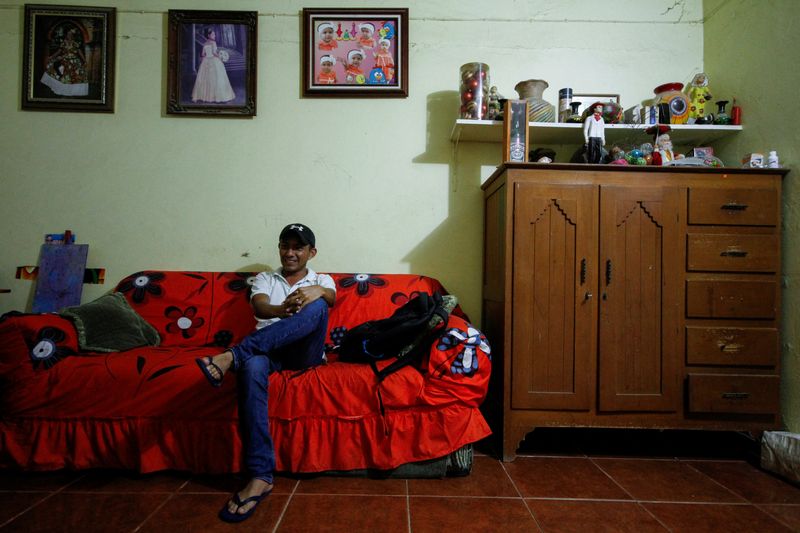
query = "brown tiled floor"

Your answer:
(2, 430), (799, 532)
